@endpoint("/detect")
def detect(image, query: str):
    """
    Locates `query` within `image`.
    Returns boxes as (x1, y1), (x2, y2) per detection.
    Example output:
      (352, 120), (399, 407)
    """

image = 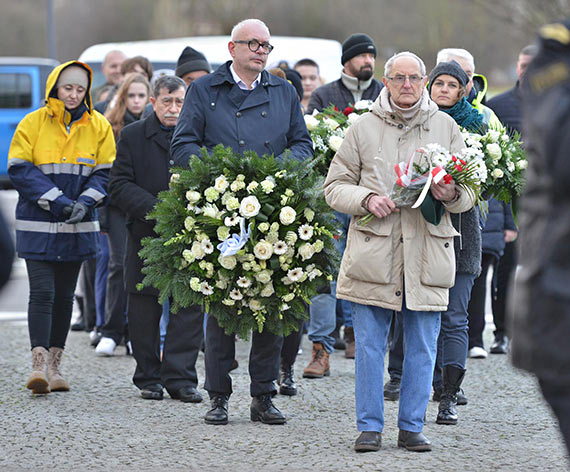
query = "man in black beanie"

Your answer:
(306, 33), (382, 114)
(176, 46), (211, 86)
